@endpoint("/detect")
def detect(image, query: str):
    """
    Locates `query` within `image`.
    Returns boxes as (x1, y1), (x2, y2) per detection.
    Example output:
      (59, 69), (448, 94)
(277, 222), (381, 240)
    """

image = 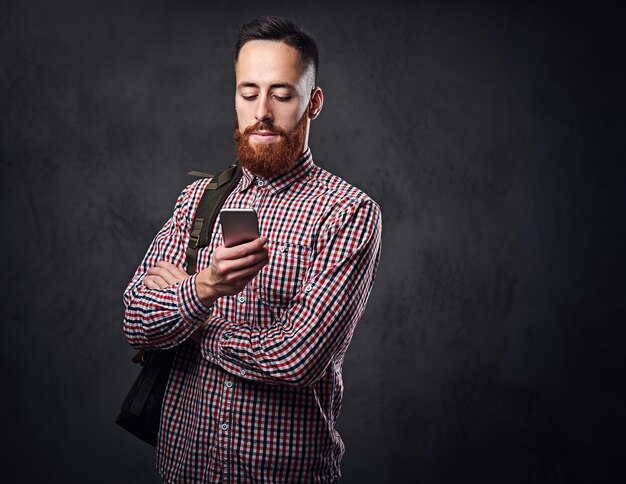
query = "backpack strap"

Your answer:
(187, 170), (213, 178)
(121, 164), (243, 430)
(185, 164), (243, 275)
